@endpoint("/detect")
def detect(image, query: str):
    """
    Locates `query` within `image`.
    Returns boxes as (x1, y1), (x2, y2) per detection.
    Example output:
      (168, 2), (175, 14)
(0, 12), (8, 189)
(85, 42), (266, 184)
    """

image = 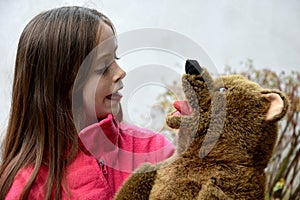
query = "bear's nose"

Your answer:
(185, 60), (202, 75)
